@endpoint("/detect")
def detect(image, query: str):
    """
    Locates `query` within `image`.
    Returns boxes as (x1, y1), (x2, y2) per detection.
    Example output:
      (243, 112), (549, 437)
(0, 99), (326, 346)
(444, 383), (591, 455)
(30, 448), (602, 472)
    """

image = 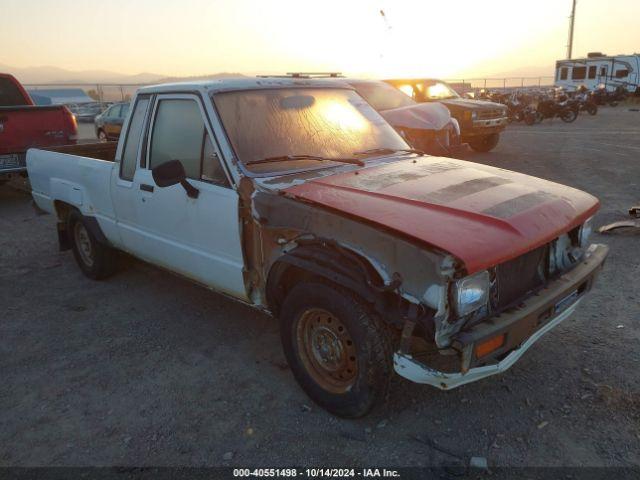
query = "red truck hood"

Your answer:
(282, 157), (599, 274)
